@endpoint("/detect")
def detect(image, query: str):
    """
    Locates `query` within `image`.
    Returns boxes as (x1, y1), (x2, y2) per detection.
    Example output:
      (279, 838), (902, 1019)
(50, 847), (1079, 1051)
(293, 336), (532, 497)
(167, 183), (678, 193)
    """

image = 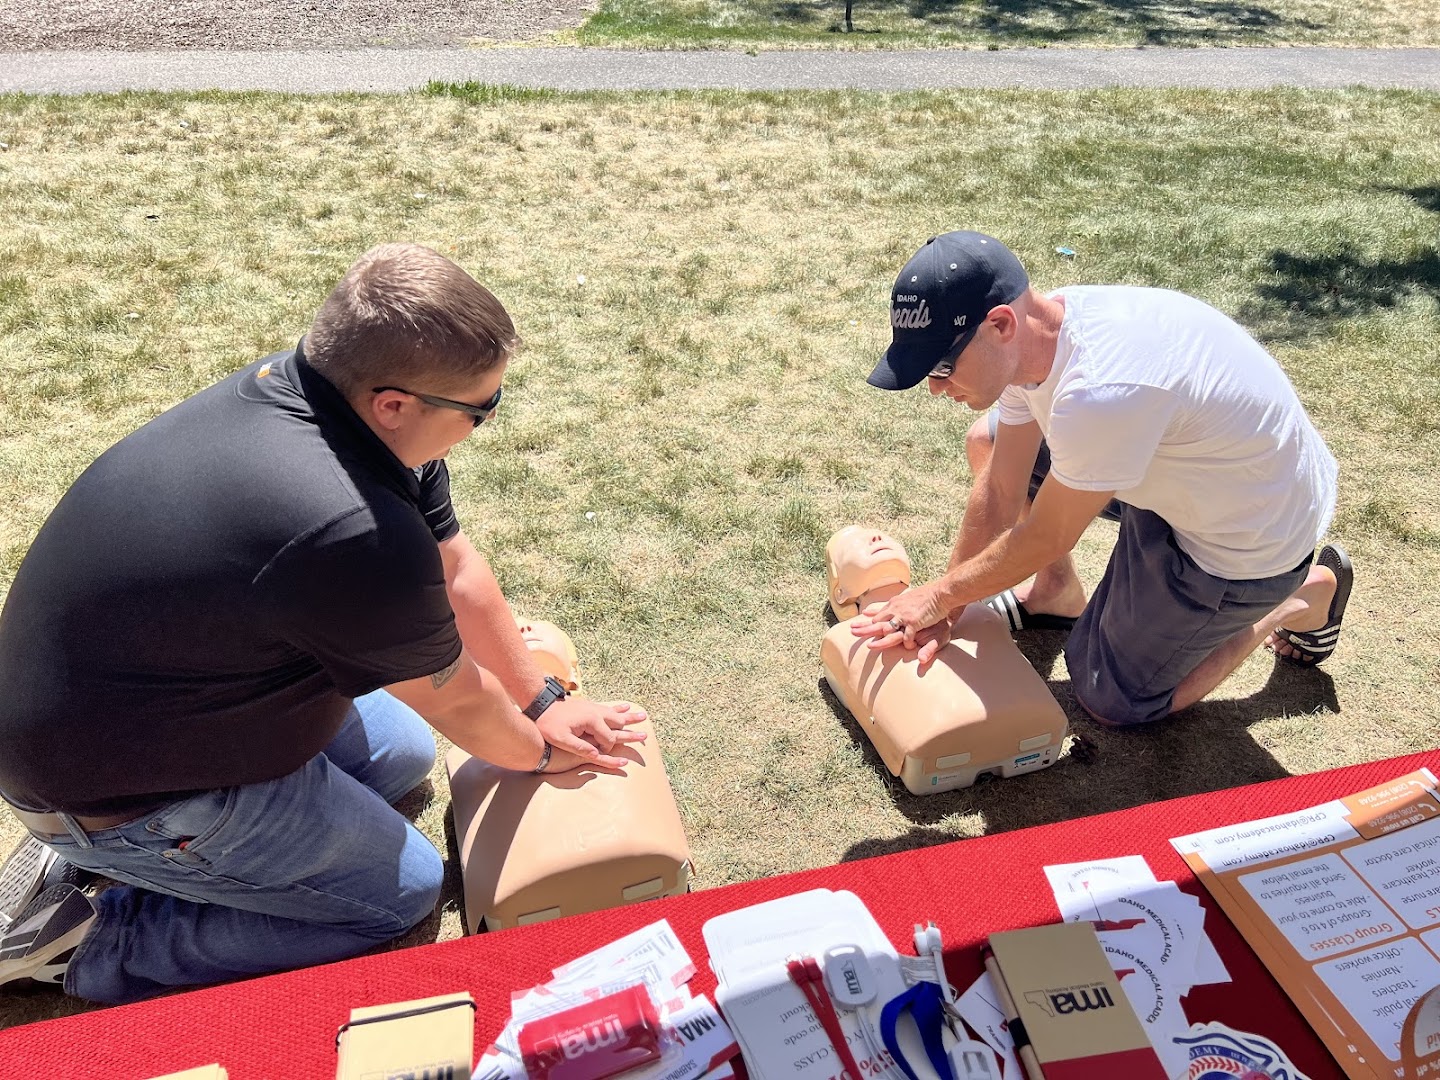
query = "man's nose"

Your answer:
(926, 377), (946, 397)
